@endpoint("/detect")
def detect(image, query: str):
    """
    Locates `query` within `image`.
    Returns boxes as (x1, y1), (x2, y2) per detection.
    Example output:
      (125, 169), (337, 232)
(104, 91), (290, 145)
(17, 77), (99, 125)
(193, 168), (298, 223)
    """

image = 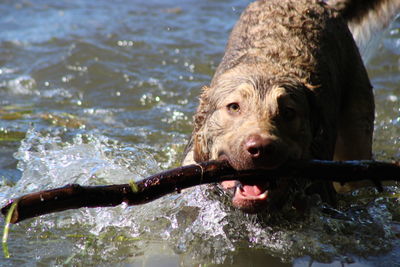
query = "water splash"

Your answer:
(2, 76), (37, 95)
(1, 129), (399, 265)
